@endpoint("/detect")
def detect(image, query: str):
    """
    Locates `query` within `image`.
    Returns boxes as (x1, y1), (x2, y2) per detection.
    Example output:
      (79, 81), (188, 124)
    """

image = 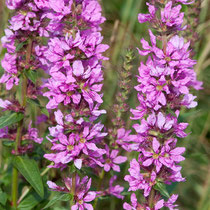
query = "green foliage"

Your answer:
(18, 190), (45, 210)
(0, 112), (24, 129)
(41, 107), (50, 118)
(154, 182), (170, 198)
(12, 156), (44, 198)
(43, 192), (72, 209)
(0, 188), (7, 206)
(15, 41), (28, 52)
(24, 69), (38, 84)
